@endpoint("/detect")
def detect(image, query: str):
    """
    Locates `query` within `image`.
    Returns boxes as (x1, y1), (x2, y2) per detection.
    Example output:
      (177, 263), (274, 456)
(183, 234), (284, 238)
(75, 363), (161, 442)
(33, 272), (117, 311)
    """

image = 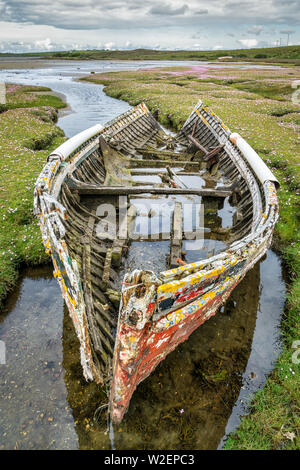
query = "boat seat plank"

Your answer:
(69, 181), (232, 198)
(129, 158), (200, 169)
